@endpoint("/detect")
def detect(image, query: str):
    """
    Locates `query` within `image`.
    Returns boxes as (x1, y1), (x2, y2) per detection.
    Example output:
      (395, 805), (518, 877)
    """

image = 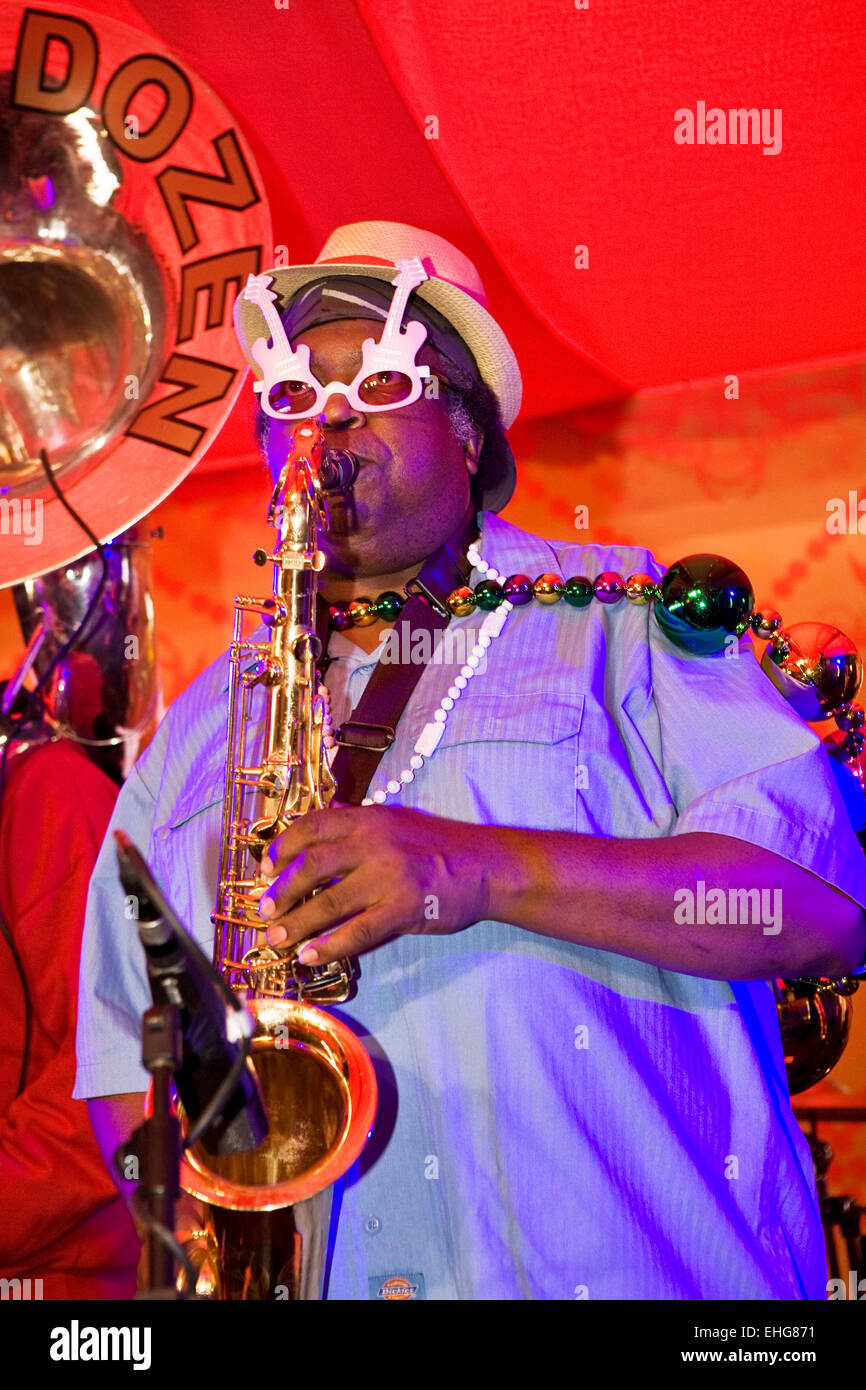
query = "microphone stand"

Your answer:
(114, 831), (266, 1300)
(129, 1003), (186, 1300)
